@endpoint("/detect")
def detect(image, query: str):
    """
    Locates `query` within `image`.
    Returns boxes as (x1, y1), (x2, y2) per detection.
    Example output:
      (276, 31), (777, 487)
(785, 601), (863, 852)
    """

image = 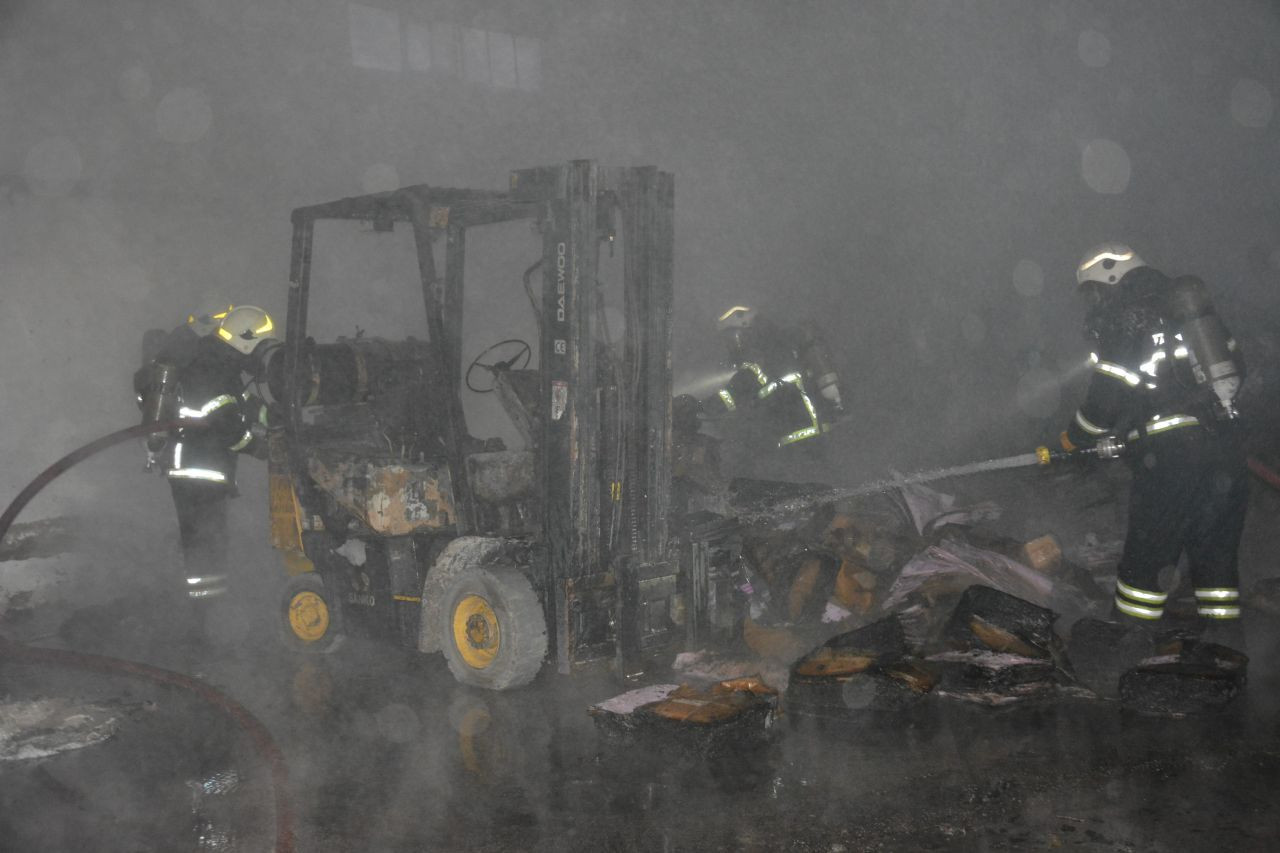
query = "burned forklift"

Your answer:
(266, 162), (682, 689)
